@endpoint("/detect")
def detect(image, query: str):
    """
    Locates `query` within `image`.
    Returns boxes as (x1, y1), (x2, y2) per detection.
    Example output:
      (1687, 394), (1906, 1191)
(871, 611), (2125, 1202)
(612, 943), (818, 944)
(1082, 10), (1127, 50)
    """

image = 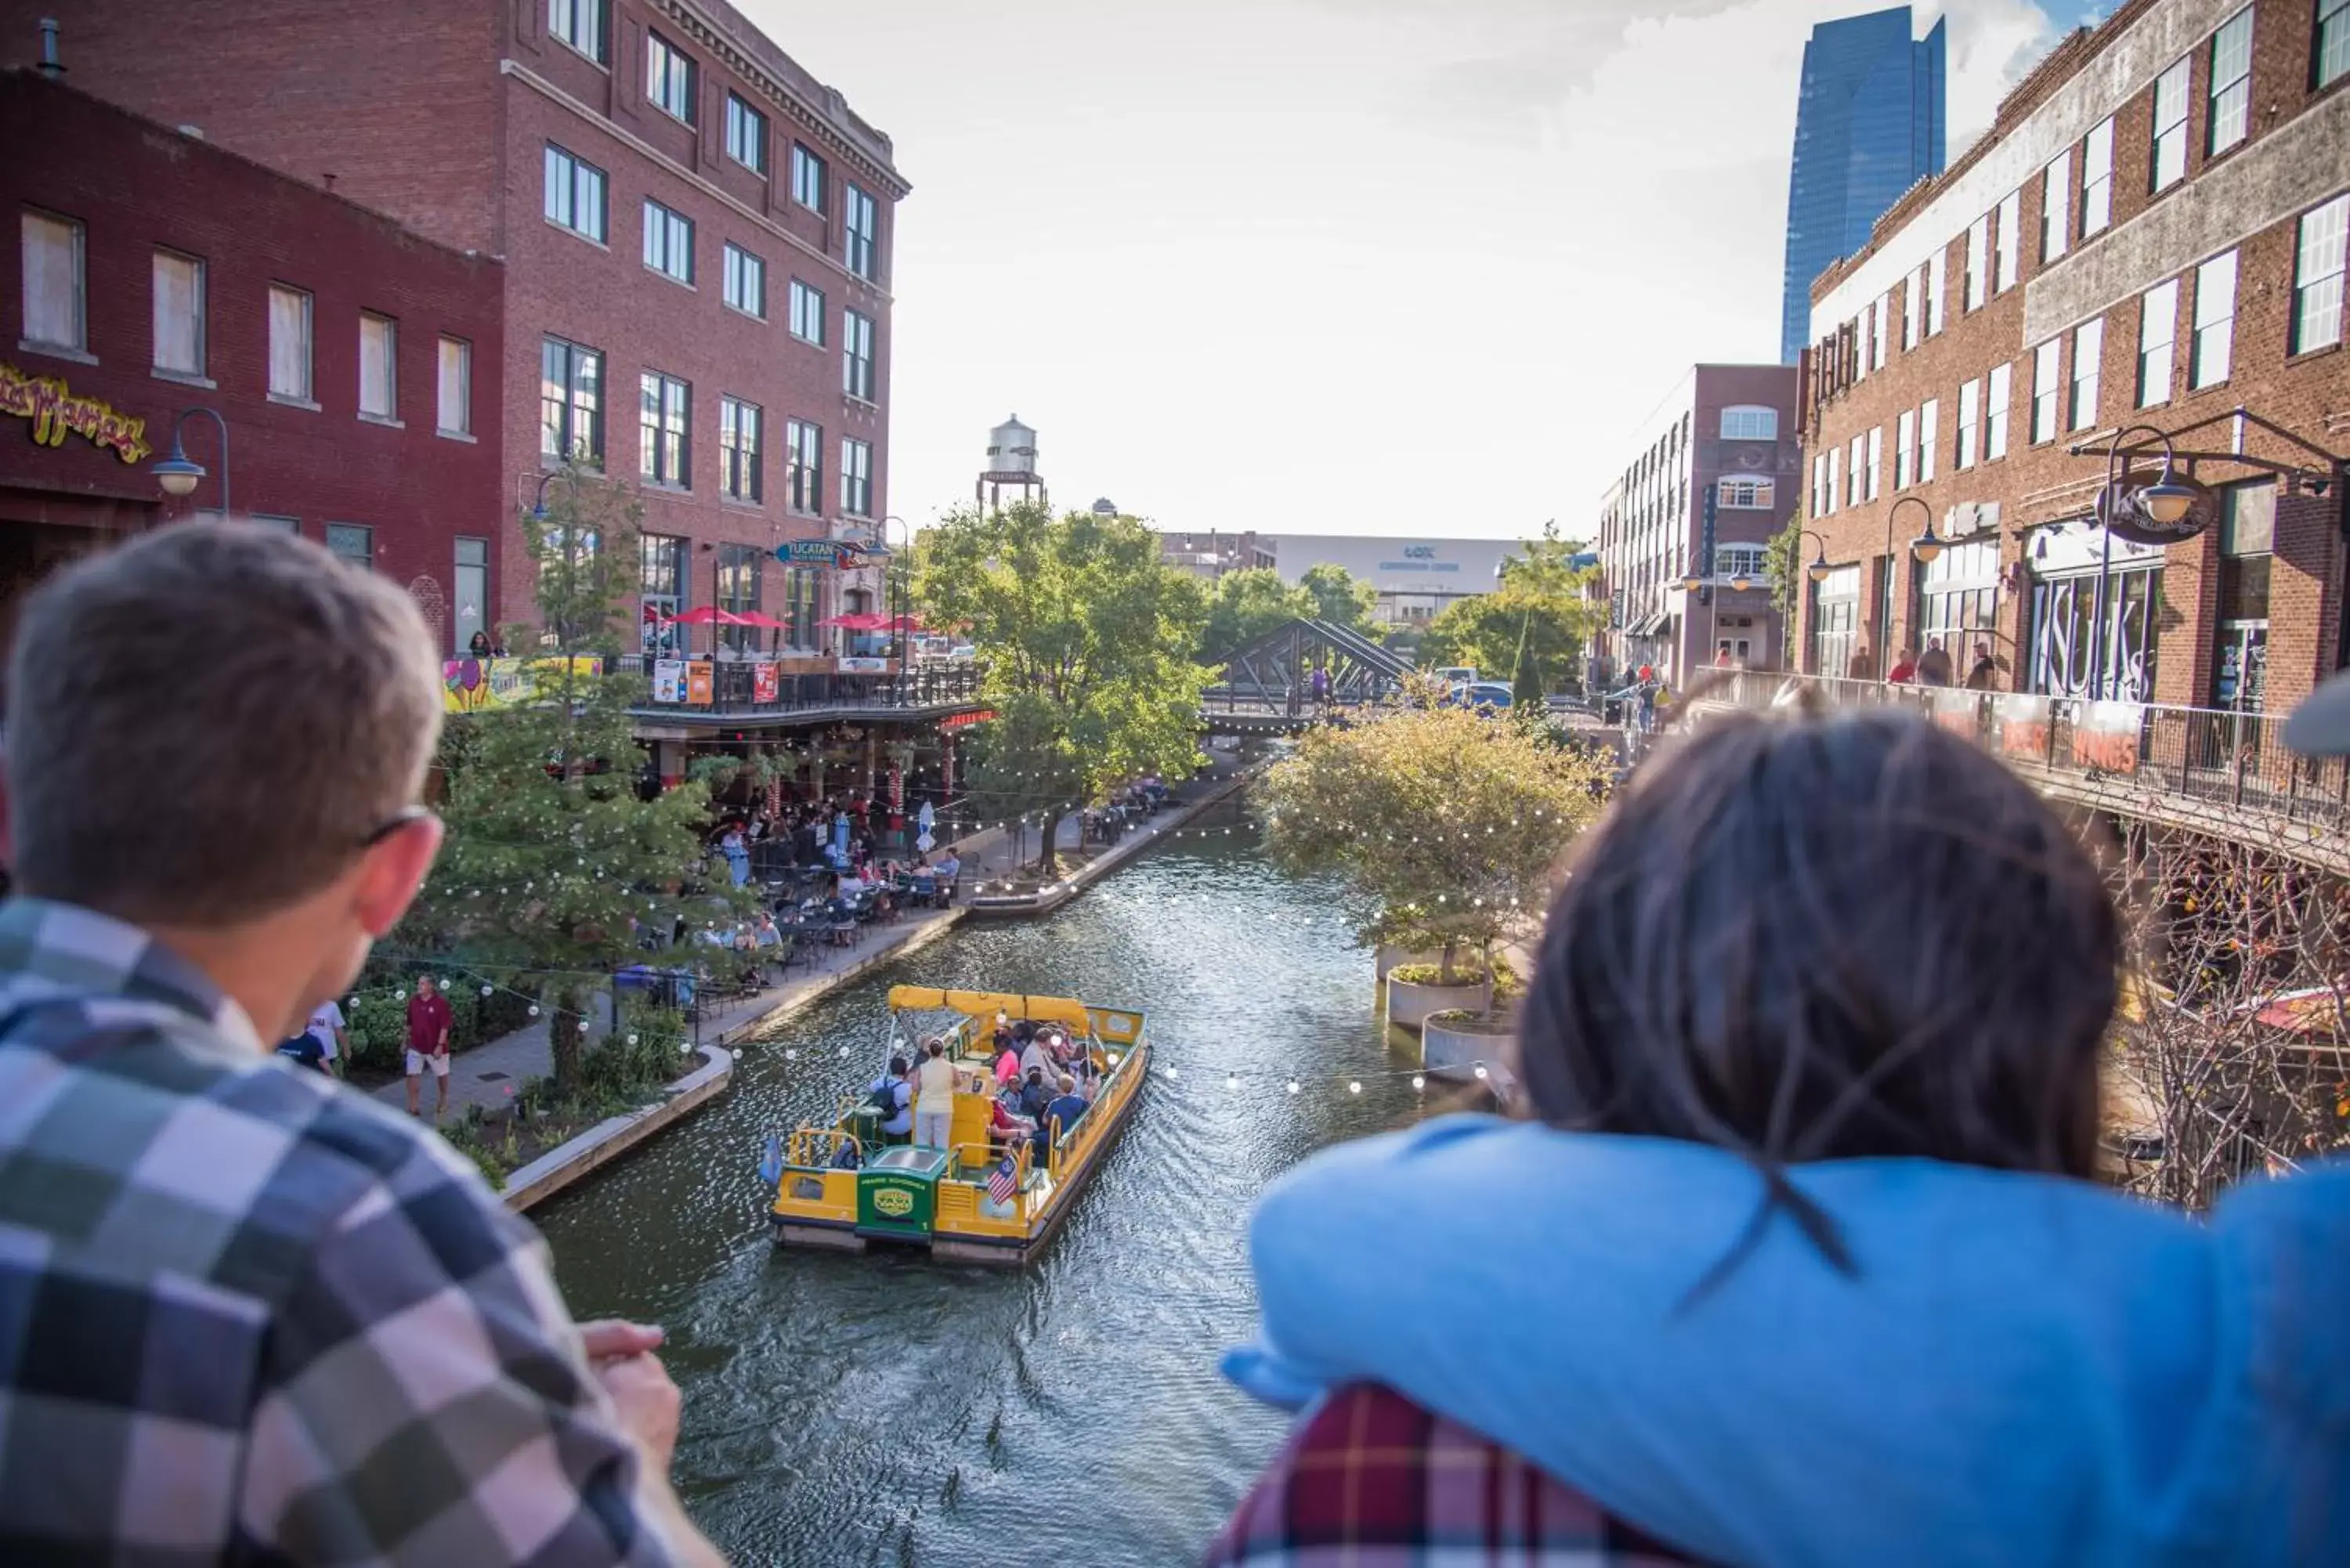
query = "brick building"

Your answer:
(12, 0), (909, 658)
(1596, 364), (1803, 685)
(0, 69), (502, 659)
(1798, 0), (2349, 714)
